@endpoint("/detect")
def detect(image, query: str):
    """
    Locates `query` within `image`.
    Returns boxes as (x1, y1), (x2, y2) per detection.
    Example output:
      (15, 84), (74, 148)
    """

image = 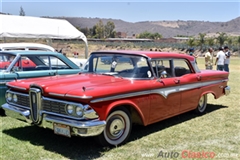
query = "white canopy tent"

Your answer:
(0, 14), (88, 58)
